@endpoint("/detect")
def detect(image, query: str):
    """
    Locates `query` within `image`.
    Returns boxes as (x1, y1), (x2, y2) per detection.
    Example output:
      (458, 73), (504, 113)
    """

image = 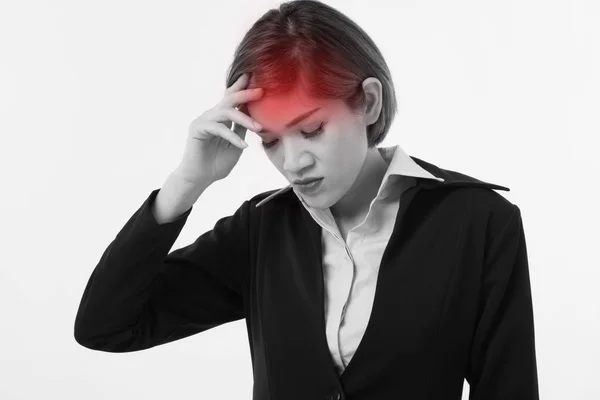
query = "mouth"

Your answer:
(293, 177), (323, 185)
(293, 177), (324, 192)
